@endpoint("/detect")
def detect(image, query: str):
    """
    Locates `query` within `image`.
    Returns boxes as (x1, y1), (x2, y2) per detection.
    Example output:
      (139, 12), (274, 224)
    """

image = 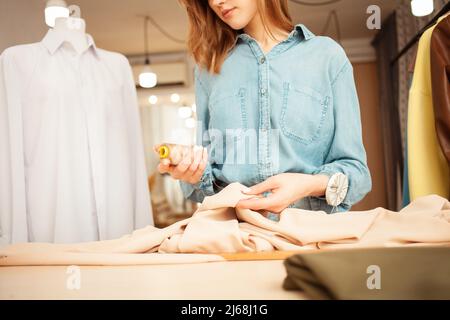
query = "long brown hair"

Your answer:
(179, 0), (293, 74)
